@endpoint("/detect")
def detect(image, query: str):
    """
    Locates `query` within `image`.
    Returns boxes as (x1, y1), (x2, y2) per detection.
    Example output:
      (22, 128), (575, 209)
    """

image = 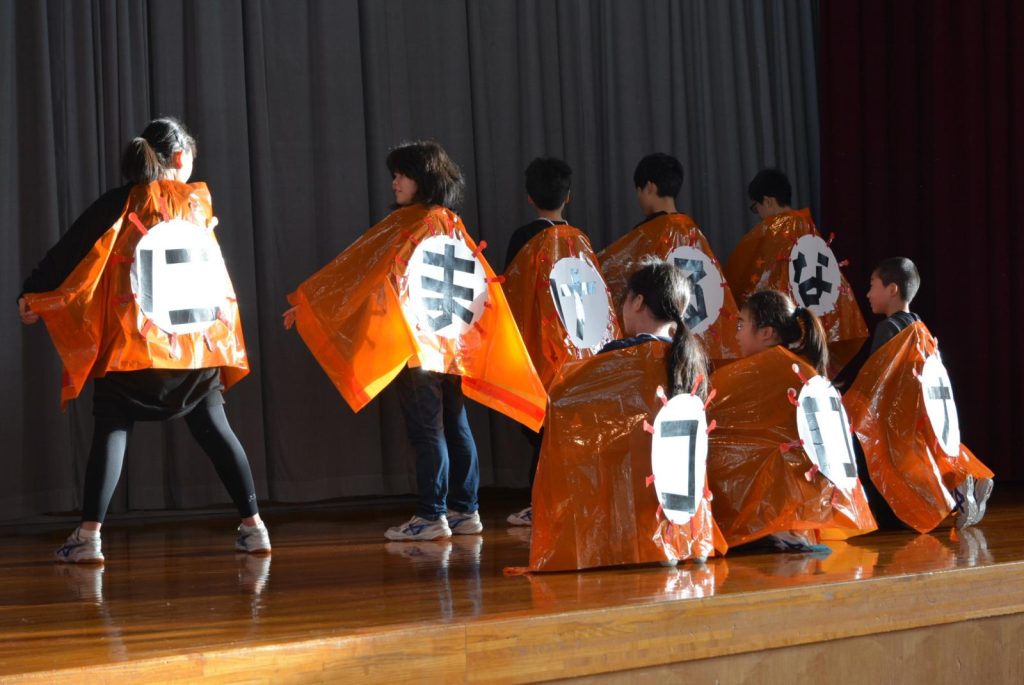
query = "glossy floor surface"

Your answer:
(1, 487), (1021, 681)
